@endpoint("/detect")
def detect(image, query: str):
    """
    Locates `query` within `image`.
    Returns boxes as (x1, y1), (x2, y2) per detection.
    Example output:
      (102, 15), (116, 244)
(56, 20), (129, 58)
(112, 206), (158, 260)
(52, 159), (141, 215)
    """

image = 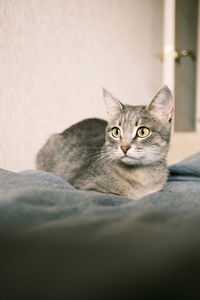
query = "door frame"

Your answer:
(196, 0), (200, 131)
(163, 0), (175, 95)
